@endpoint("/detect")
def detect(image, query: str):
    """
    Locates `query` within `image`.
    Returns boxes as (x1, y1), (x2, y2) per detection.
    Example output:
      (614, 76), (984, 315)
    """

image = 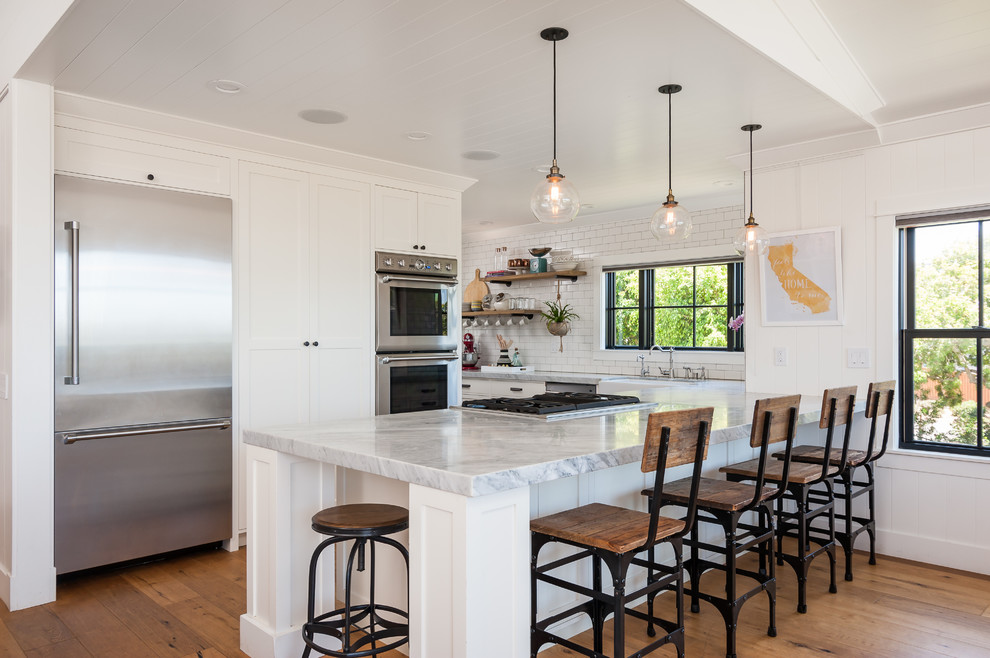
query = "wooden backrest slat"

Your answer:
(750, 395), (802, 448)
(640, 407), (714, 473)
(819, 385), (858, 428)
(866, 380), (895, 419)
